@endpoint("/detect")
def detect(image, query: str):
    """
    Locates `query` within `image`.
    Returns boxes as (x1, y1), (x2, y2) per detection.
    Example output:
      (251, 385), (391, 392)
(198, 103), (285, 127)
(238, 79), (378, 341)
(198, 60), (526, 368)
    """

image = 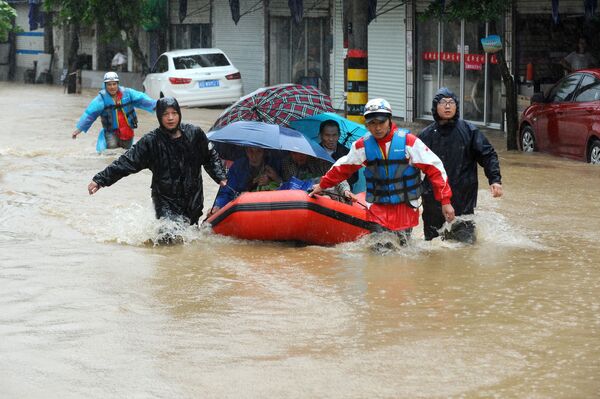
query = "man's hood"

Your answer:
(431, 87), (460, 122)
(156, 97), (182, 133)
